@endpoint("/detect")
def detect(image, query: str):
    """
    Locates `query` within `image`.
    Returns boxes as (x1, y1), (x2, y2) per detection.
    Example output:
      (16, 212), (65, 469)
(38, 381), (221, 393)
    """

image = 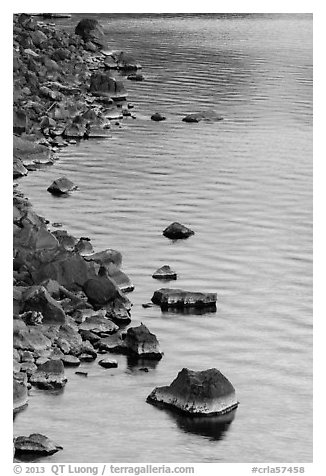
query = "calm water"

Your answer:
(14, 14), (313, 462)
